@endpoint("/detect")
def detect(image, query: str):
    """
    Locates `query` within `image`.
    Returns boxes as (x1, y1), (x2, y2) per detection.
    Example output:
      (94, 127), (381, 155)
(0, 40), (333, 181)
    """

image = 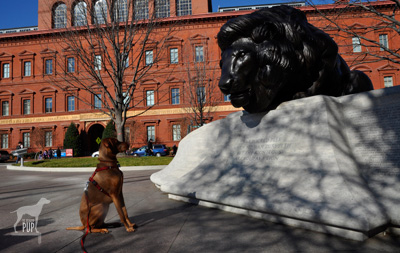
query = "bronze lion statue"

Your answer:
(217, 5), (373, 113)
